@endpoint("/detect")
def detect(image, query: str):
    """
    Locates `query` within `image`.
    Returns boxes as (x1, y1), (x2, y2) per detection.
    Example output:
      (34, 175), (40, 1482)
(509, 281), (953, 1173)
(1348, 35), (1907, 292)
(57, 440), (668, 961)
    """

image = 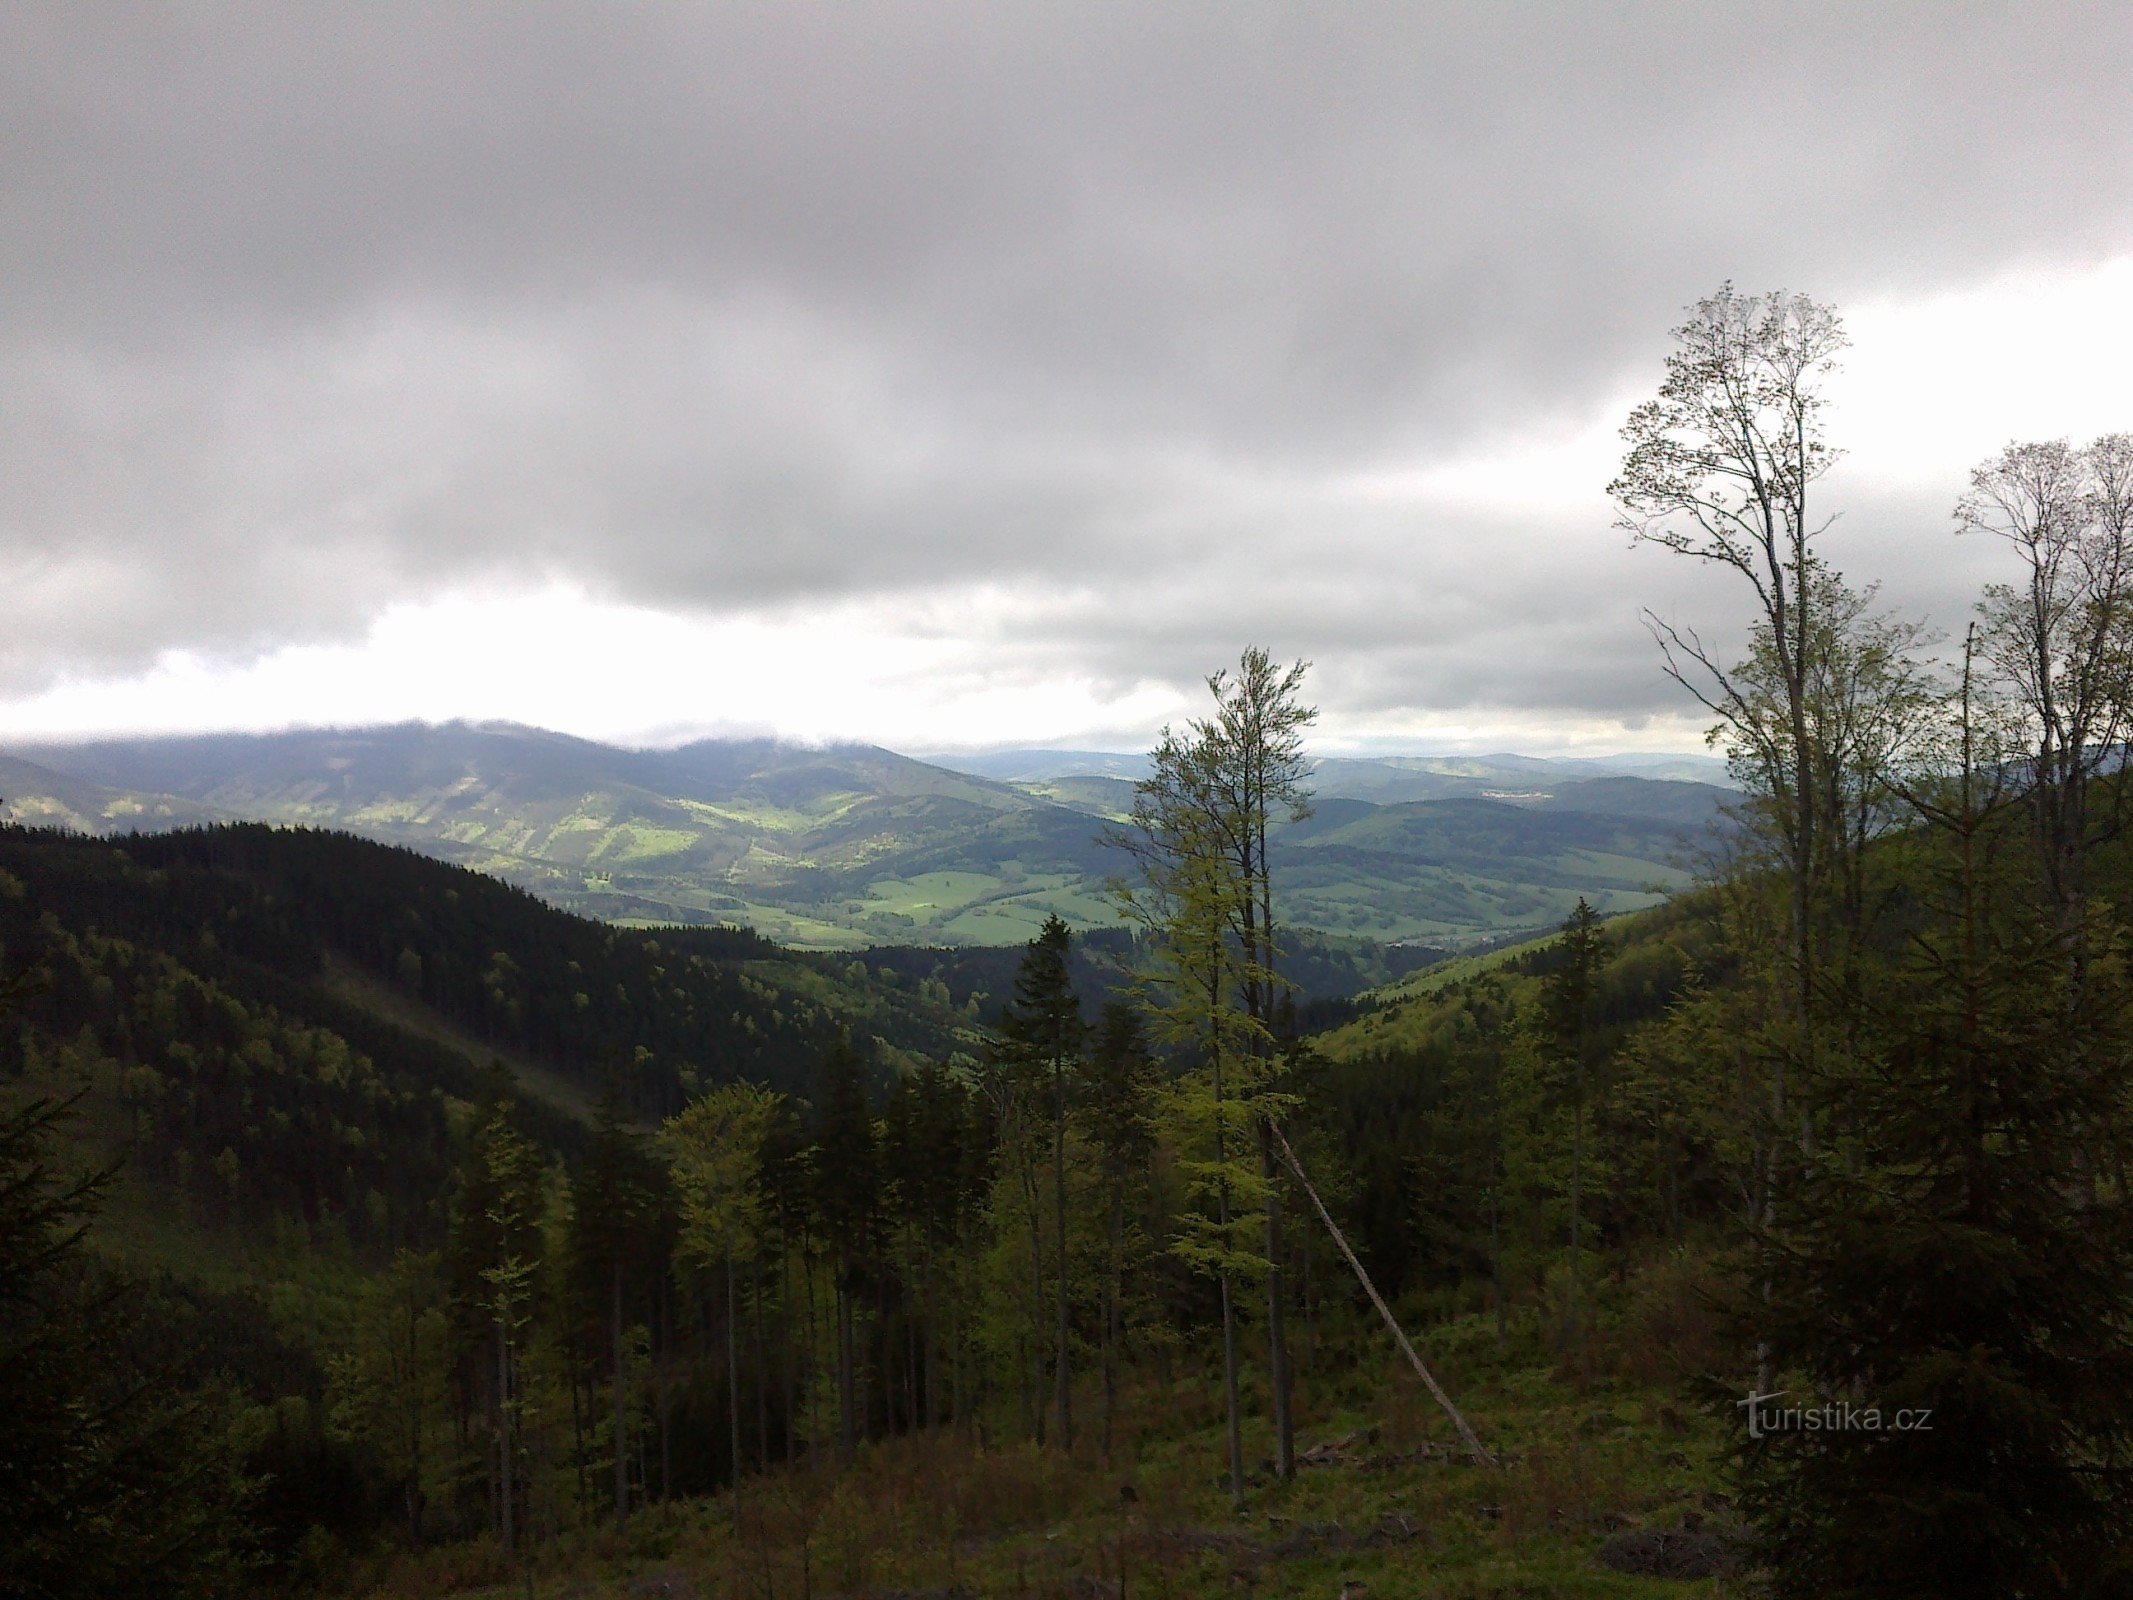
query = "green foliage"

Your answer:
(1738, 875), (2133, 1596)
(666, 1082), (778, 1269)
